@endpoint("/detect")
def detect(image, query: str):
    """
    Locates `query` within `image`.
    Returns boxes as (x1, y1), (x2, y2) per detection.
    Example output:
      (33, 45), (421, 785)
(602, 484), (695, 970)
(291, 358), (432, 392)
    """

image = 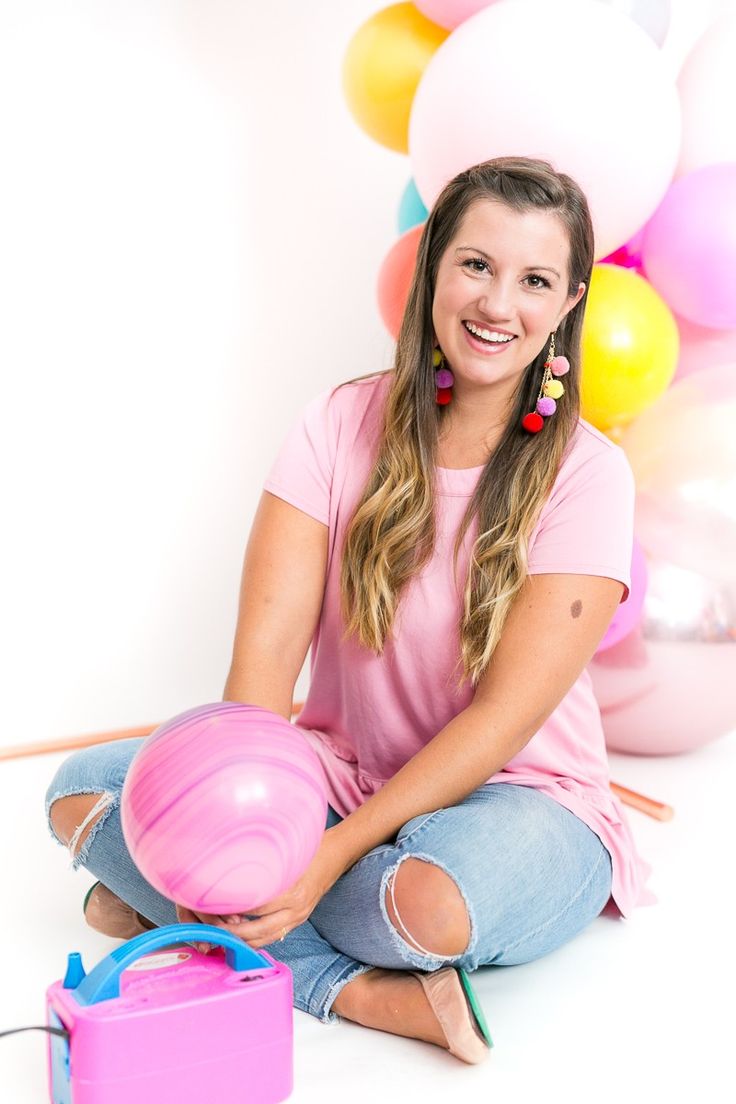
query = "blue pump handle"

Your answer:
(73, 923), (274, 1006)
